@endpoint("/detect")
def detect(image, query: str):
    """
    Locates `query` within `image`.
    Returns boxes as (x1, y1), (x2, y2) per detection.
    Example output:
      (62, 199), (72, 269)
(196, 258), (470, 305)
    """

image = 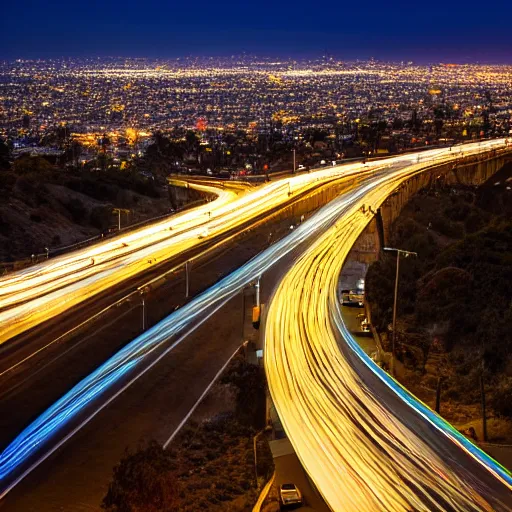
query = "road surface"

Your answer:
(265, 142), (512, 510)
(0, 139), (509, 508)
